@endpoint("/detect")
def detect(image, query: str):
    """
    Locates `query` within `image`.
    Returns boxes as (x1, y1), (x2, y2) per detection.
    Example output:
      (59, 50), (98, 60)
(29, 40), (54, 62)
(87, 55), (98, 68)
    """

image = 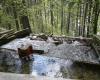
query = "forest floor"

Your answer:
(0, 35), (100, 80)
